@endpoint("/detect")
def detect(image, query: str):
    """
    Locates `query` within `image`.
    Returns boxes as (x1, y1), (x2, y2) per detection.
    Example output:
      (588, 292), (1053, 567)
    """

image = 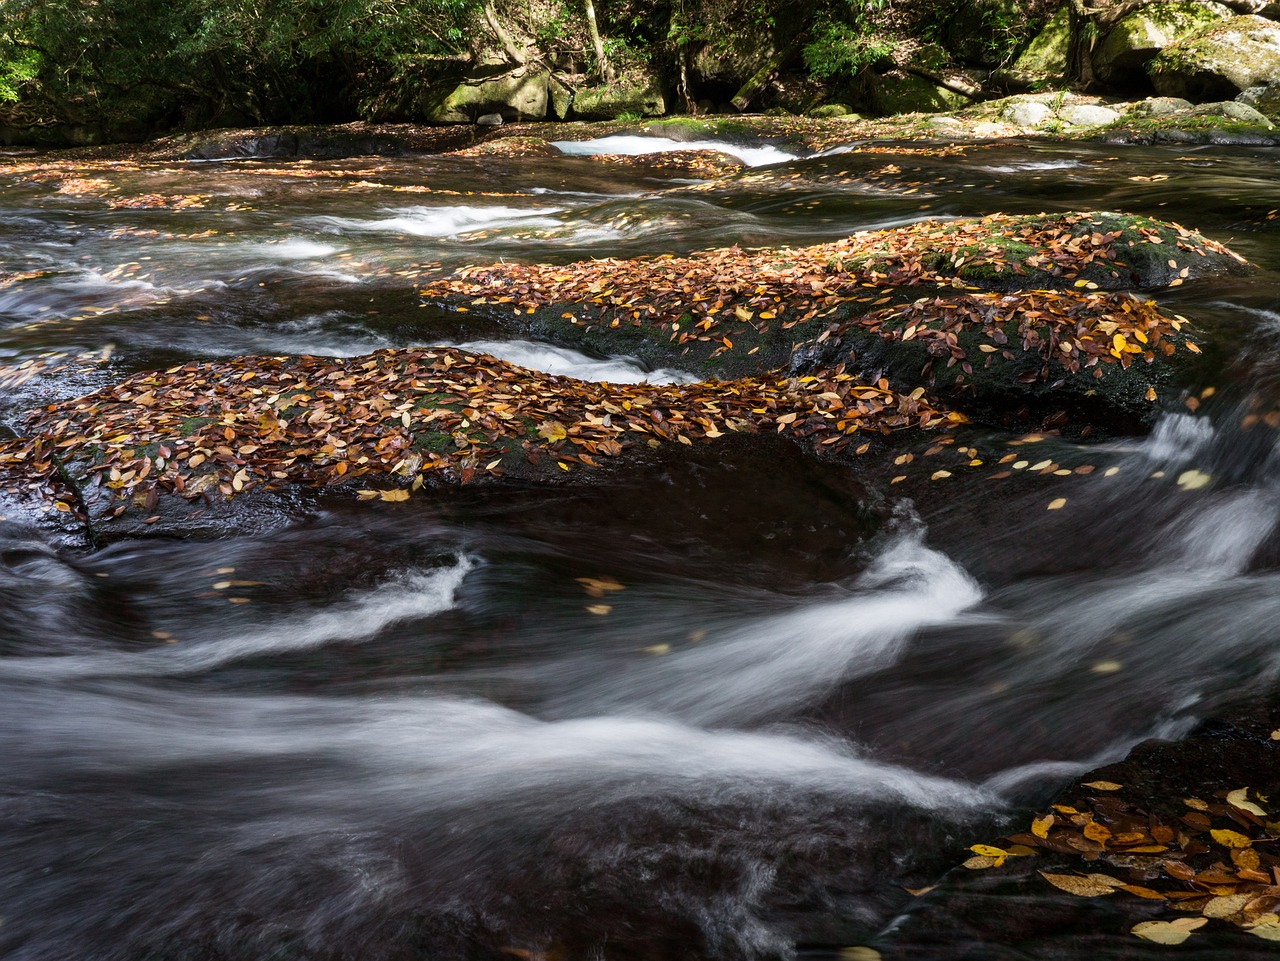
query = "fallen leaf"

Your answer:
(1039, 872), (1116, 897)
